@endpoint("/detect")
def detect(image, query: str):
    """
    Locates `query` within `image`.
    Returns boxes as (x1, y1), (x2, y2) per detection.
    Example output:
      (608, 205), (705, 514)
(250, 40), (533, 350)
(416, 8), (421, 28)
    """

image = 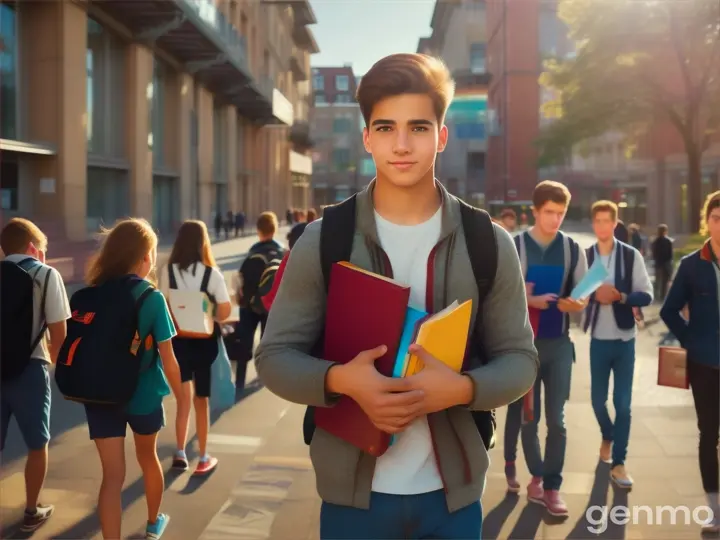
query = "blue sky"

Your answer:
(309, 0), (435, 76)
